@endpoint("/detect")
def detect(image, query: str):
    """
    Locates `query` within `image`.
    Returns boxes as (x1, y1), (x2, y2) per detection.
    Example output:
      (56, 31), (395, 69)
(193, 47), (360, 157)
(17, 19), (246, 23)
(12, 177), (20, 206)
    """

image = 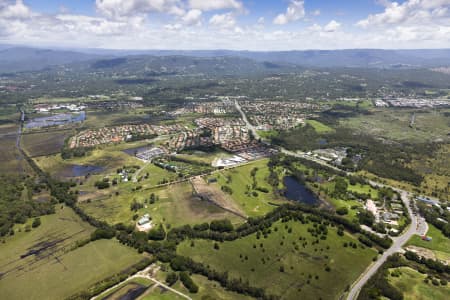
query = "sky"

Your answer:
(0, 0), (450, 50)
